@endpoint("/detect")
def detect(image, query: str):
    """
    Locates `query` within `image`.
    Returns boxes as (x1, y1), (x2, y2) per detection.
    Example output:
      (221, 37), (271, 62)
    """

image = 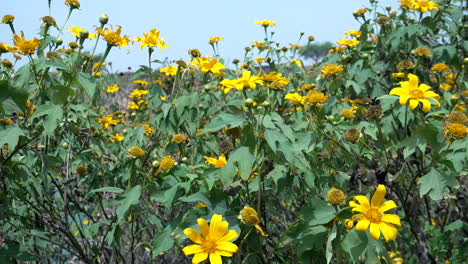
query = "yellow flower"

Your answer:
(399, 0), (414, 9)
(336, 39), (359, 48)
(444, 123), (468, 140)
(349, 185), (401, 241)
(128, 147), (145, 158)
(67, 25), (97, 40)
(208, 36), (224, 45)
(392, 72), (405, 80)
(160, 156), (175, 170)
(262, 72), (289, 90)
(321, 64), (343, 78)
(345, 30), (362, 38)
(110, 133), (124, 142)
(254, 19), (276, 27)
(96, 114), (120, 130)
(197, 57), (225, 75)
(133, 80), (149, 87)
(13, 31), (40, 55)
(238, 206), (268, 236)
(411, 0), (438, 13)
(304, 90), (328, 104)
(83, 220), (89, 225)
(204, 154), (227, 168)
(128, 102), (139, 110)
(254, 57), (265, 64)
(0, 118), (14, 126)
(284, 93), (304, 105)
(327, 188), (346, 205)
(1, 14), (15, 24)
(129, 89), (148, 99)
(172, 134), (187, 144)
(160, 65), (178, 76)
(97, 26), (130, 47)
(133, 28), (169, 51)
(341, 109), (355, 119)
(389, 73), (440, 112)
(431, 63), (450, 73)
(353, 8), (367, 17)
(0, 43), (17, 54)
(182, 214), (238, 264)
(237, 70), (263, 90)
(106, 84), (119, 93)
(413, 46), (431, 57)
(252, 41), (267, 50)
